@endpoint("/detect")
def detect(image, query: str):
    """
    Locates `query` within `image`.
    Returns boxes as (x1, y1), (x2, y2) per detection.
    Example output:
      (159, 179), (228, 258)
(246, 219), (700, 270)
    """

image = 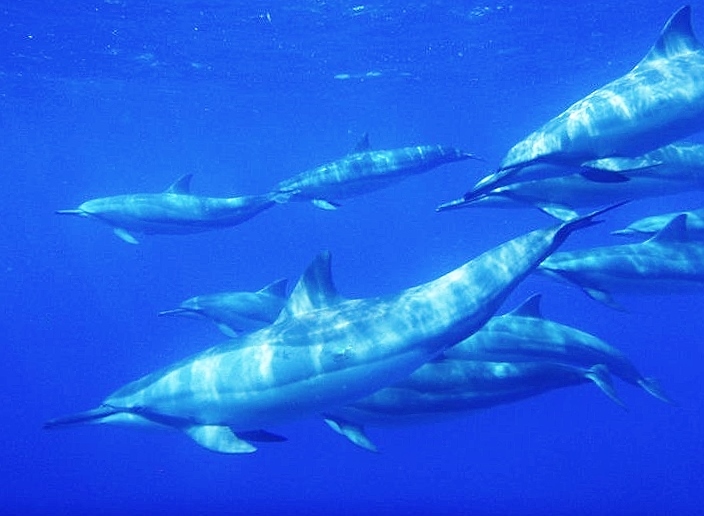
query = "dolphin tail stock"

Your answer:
(552, 200), (630, 245)
(584, 364), (627, 410)
(44, 405), (121, 429)
(323, 415), (379, 453)
(637, 377), (676, 405)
